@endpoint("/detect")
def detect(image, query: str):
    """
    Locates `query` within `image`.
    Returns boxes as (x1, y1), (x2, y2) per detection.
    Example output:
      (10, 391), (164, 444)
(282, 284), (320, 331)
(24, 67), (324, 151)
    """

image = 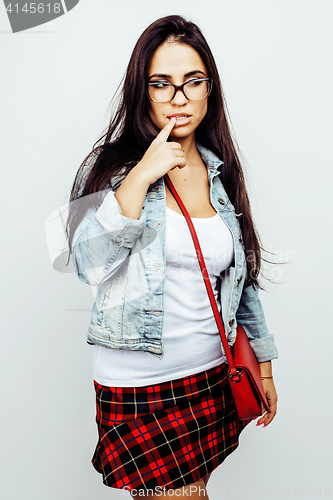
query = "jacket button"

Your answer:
(237, 276), (243, 285)
(229, 319), (235, 327)
(114, 236), (124, 245)
(218, 198), (225, 205)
